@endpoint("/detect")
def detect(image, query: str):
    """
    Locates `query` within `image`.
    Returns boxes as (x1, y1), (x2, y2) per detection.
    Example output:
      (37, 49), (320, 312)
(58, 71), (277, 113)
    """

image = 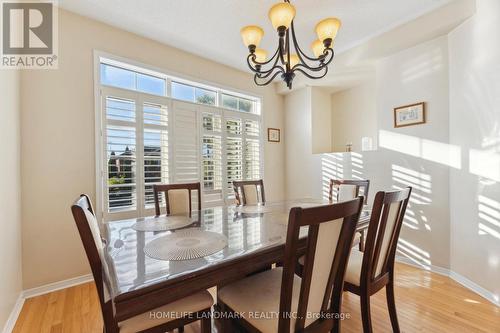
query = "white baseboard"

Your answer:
(396, 256), (500, 307)
(2, 294), (24, 333)
(449, 271), (500, 307)
(2, 274), (93, 333)
(395, 256), (451, 277)
(22, 274), (93, 299)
